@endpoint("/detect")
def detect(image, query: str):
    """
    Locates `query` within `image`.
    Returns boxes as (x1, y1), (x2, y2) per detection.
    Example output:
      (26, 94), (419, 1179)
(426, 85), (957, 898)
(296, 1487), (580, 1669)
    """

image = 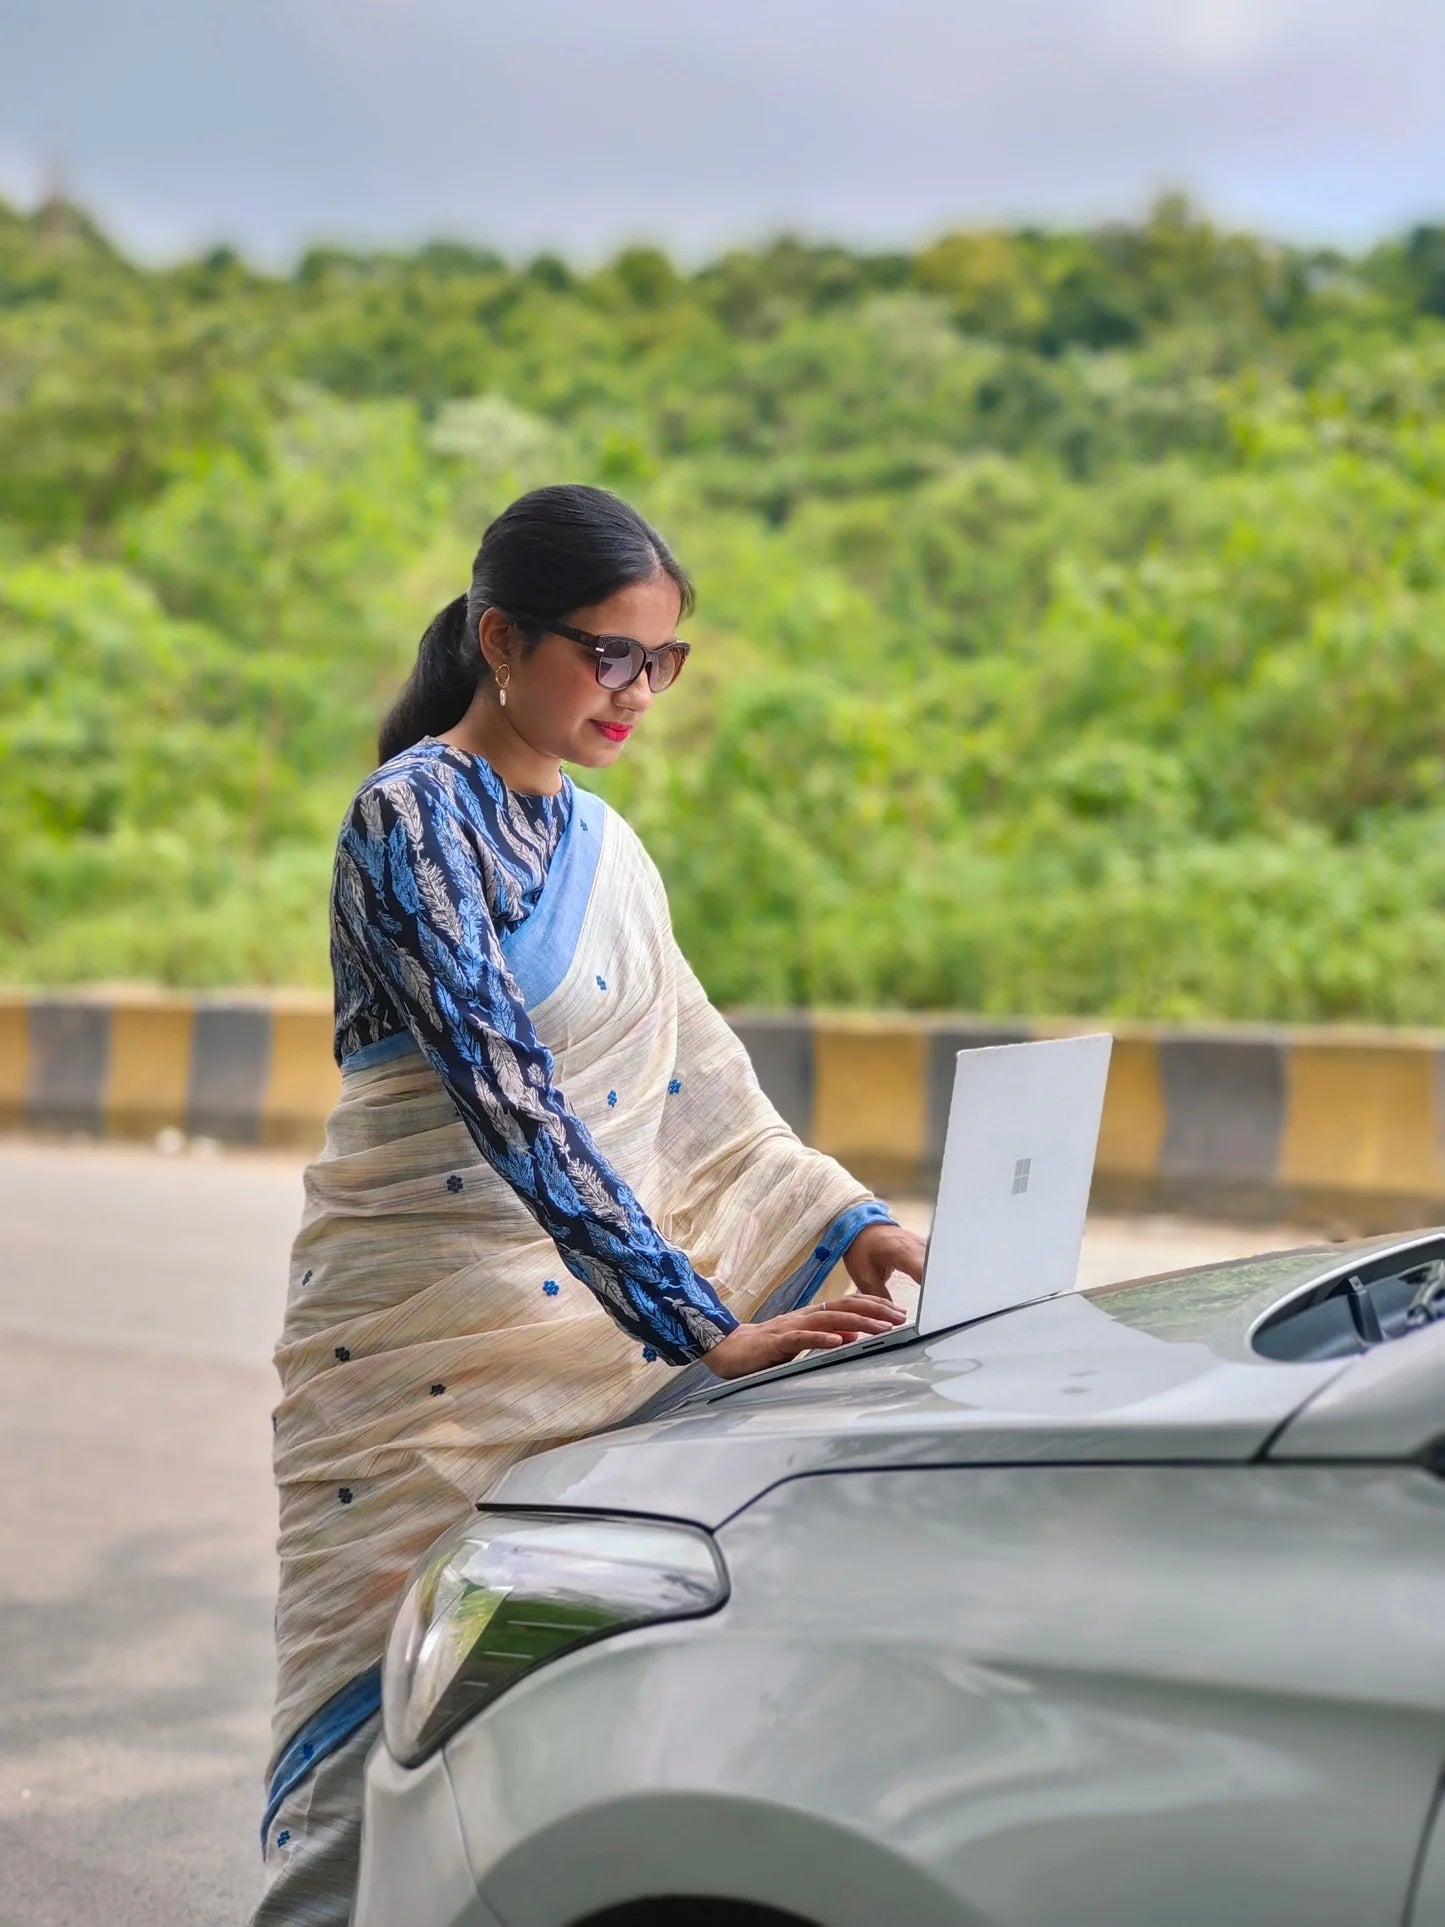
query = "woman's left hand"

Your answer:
(842, 1220), (927, 1301)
